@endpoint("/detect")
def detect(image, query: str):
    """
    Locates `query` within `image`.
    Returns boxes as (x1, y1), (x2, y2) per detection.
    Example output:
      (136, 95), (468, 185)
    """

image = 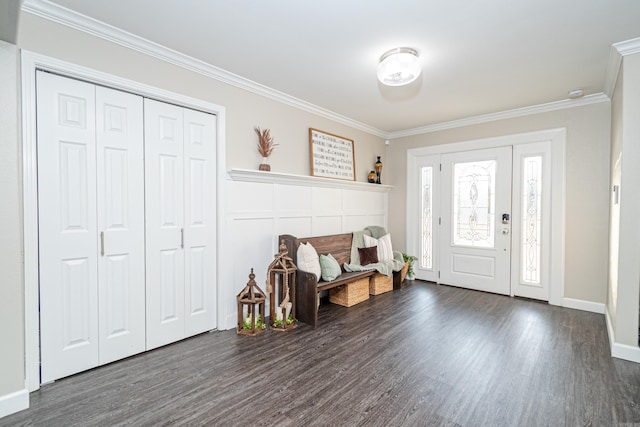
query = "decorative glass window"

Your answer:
(420, 166), (433, 269)
(453, 160), (496, 248)
(521, 156), (542, 284)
